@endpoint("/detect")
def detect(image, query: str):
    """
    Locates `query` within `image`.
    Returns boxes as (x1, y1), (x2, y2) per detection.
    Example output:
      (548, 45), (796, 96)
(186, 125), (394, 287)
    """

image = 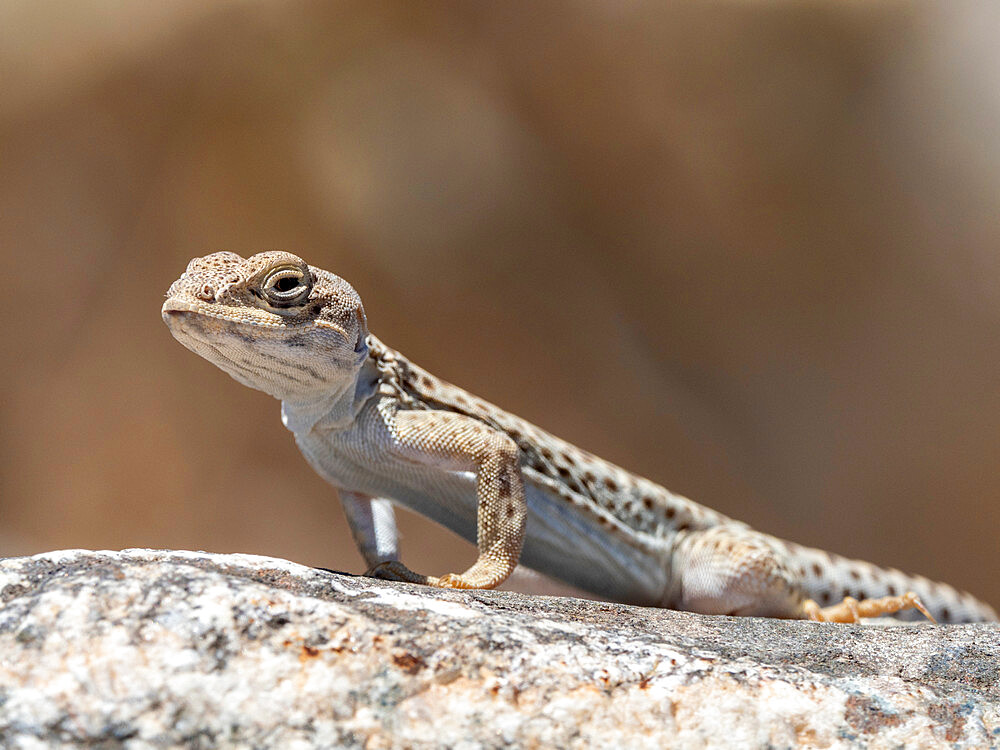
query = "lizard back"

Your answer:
(368, 334), (739, 544)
